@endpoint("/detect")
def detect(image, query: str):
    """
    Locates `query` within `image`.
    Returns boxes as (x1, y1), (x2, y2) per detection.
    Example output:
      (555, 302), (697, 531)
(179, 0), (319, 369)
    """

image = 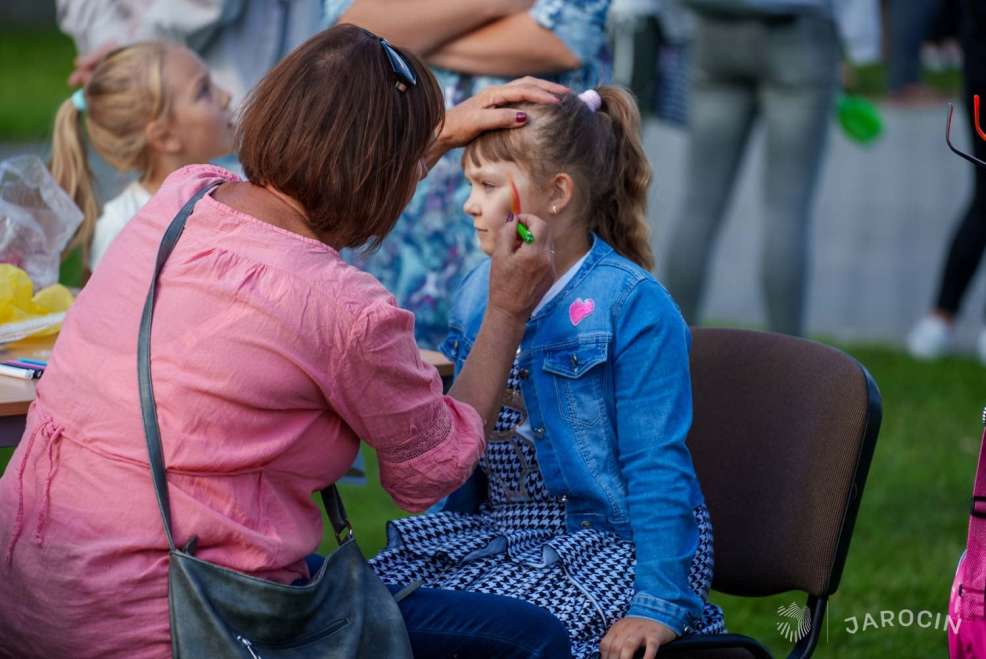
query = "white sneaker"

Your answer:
(977, 328), (986, 366)
(907, 315), (954, 359)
